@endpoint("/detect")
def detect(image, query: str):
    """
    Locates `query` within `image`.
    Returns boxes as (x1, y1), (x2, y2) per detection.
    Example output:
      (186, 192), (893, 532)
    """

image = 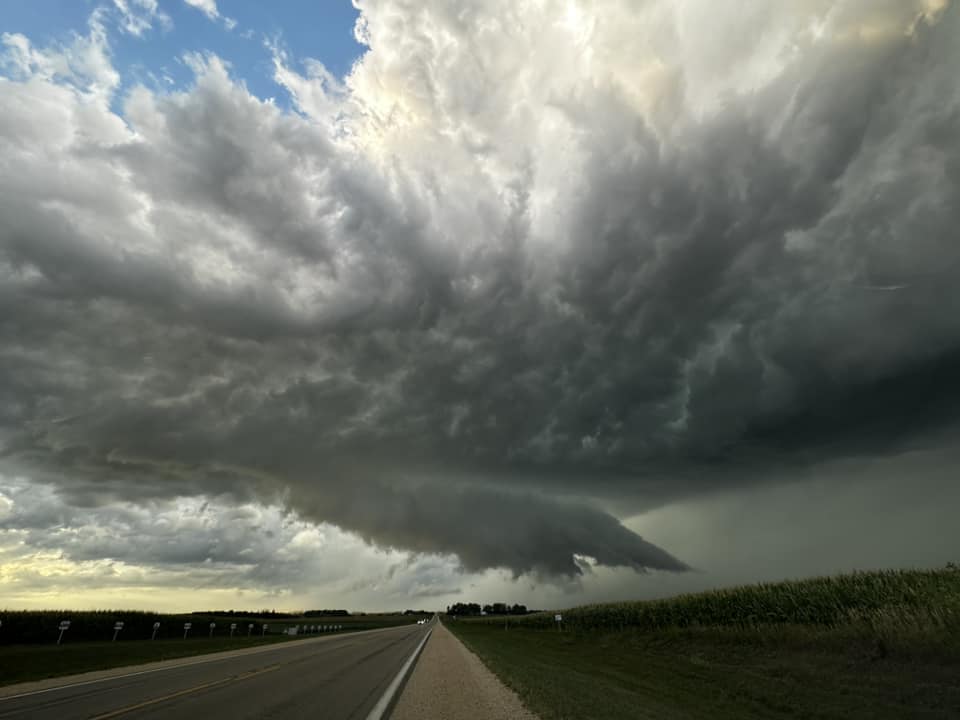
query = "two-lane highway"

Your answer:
(0, 622), (431, 720)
